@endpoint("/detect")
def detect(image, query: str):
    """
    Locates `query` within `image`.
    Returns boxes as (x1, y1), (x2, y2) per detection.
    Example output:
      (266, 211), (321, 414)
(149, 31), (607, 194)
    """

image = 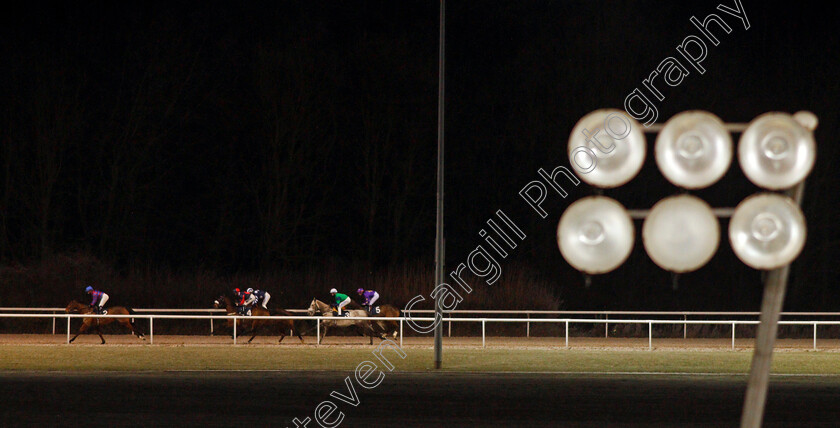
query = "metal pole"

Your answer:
(52, 312), (56, 335)
(605, 314), (609, 338)
(400, 318), (403, 348)
(150, 317), (154, 345)
(433, 0), (446, 370)
(741, 181), (804, 428)
(66, 317), (70, 344)
(741, 266), (791, 428)
(648, 322), (652, 351)
(526, 313), (530, 338)
(210, 318), (214, 335)
(482, 320), (485, 348)
(565, 320), (569, 348)
(813, 322), (817, 351)
(448, 313), (451, 337)
(233, 317), (237, 345)
(316, 319), (320, 345)
(732, 322), (736, 350)
(684, 314), (687, 339)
